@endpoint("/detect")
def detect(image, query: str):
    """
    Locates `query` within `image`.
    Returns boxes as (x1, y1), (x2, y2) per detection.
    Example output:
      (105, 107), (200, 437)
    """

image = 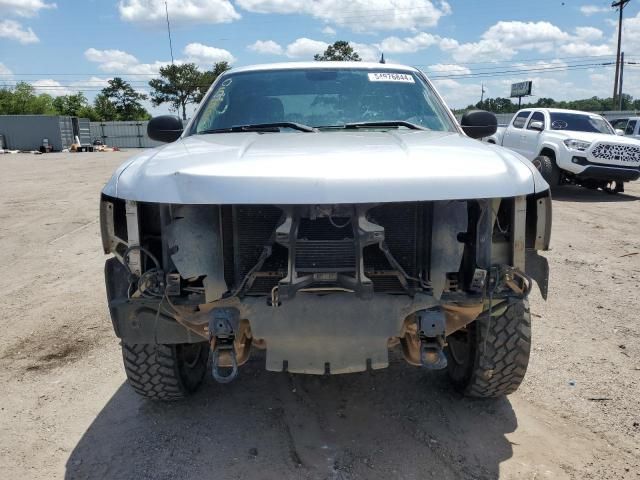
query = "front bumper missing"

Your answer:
(107, 257), (532, 375)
